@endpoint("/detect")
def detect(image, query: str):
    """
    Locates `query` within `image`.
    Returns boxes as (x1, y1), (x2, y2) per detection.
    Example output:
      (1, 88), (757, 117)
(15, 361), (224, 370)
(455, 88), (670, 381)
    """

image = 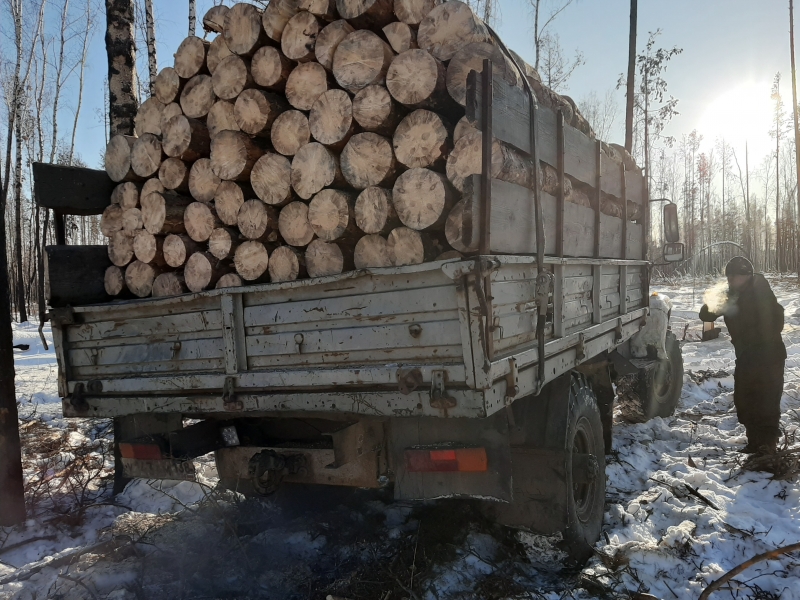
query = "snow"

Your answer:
(2, 276), (799, 599)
